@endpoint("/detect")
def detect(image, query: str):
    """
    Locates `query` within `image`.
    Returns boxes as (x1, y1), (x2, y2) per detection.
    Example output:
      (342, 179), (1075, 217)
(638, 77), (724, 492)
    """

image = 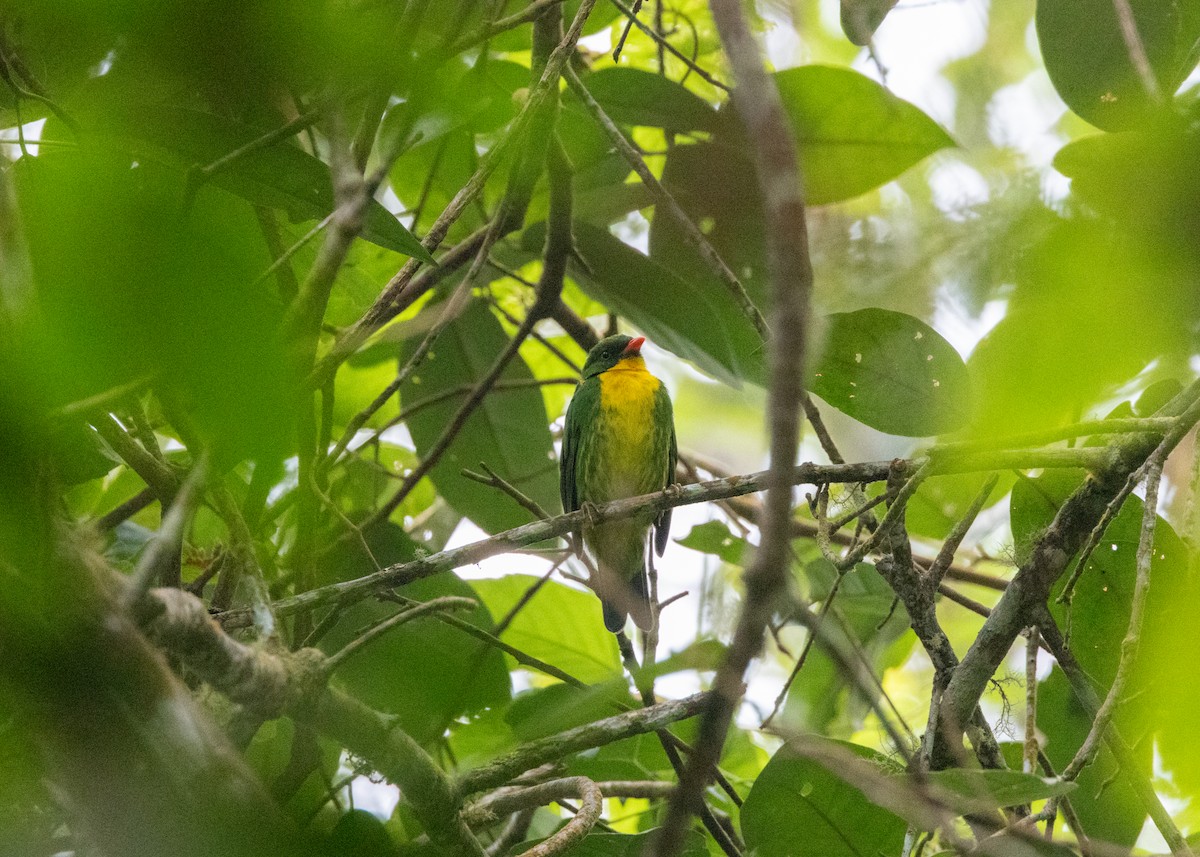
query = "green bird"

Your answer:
(560, 334), (677, 632)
